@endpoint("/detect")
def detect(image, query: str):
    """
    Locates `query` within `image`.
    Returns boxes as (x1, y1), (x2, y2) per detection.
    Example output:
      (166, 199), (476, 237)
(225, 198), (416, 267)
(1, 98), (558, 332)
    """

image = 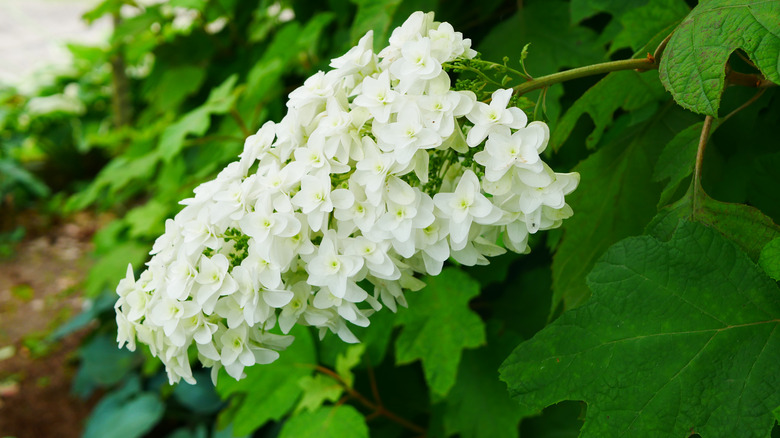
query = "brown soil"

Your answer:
(0, 212), (106, 438)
